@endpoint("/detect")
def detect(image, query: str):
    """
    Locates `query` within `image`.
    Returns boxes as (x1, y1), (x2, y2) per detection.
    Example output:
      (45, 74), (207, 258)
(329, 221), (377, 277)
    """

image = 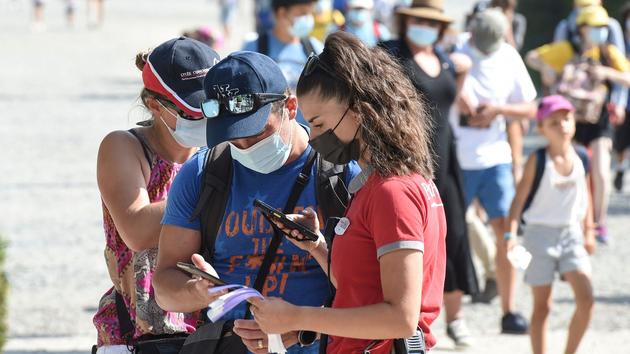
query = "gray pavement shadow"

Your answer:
(555, 295), (630, 305)
(608, 197), (630, 216)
